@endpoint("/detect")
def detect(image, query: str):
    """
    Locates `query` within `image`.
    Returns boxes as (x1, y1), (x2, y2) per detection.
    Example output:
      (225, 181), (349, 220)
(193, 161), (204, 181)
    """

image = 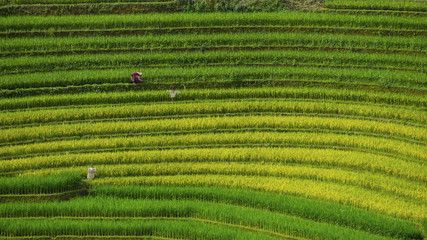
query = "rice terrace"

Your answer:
(0, 0), (426, 239)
